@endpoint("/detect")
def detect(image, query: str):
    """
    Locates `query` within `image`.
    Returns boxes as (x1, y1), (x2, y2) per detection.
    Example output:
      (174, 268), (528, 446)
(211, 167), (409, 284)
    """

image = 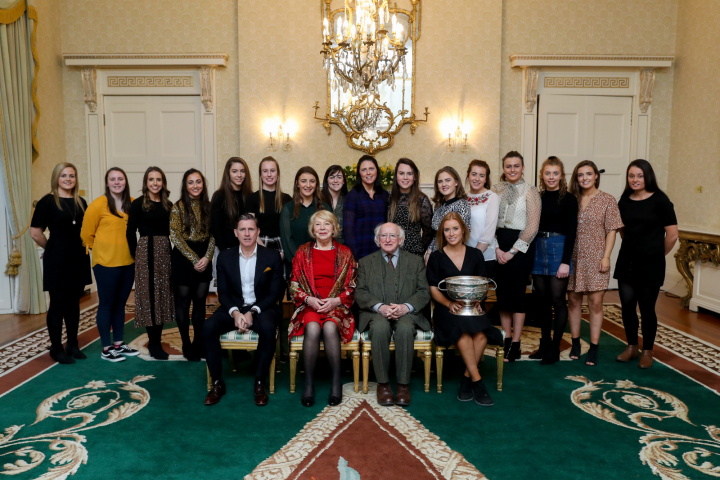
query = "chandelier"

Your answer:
(314, 0), (428, 155)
